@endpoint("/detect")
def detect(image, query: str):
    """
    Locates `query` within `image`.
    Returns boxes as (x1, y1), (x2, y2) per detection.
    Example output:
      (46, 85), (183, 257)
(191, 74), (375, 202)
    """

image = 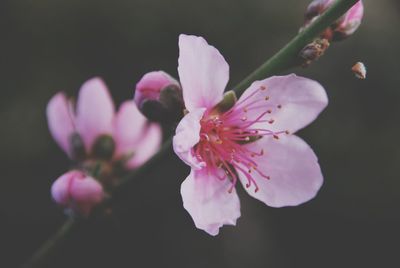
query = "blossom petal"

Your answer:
(134, 71), (179, 107)
(239, 135), (323, 207)
(75, 78), (115, 151)
(236, 74), (328, 133)
(125, 123), (162, 169)
(181, 169), (241, 236)
(178, 34), (229, 111)
(338, 1), (364, 35)
(173, 108), (206, 170)
(113, 101), (147, 157)
(70, 175), (104, 216)
(46, 92), (75, 156)
(51, 171), (76, 205)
